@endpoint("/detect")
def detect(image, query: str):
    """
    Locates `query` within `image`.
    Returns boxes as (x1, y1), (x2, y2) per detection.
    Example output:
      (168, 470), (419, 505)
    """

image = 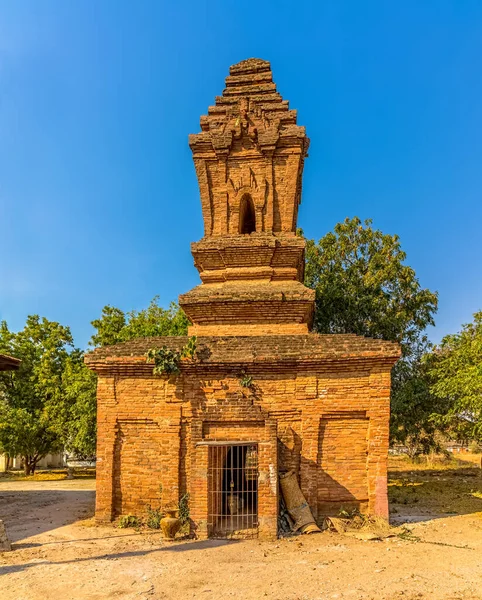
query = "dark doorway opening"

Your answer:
(239, 195), (256, 234)
(208, 443), (258, 539)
